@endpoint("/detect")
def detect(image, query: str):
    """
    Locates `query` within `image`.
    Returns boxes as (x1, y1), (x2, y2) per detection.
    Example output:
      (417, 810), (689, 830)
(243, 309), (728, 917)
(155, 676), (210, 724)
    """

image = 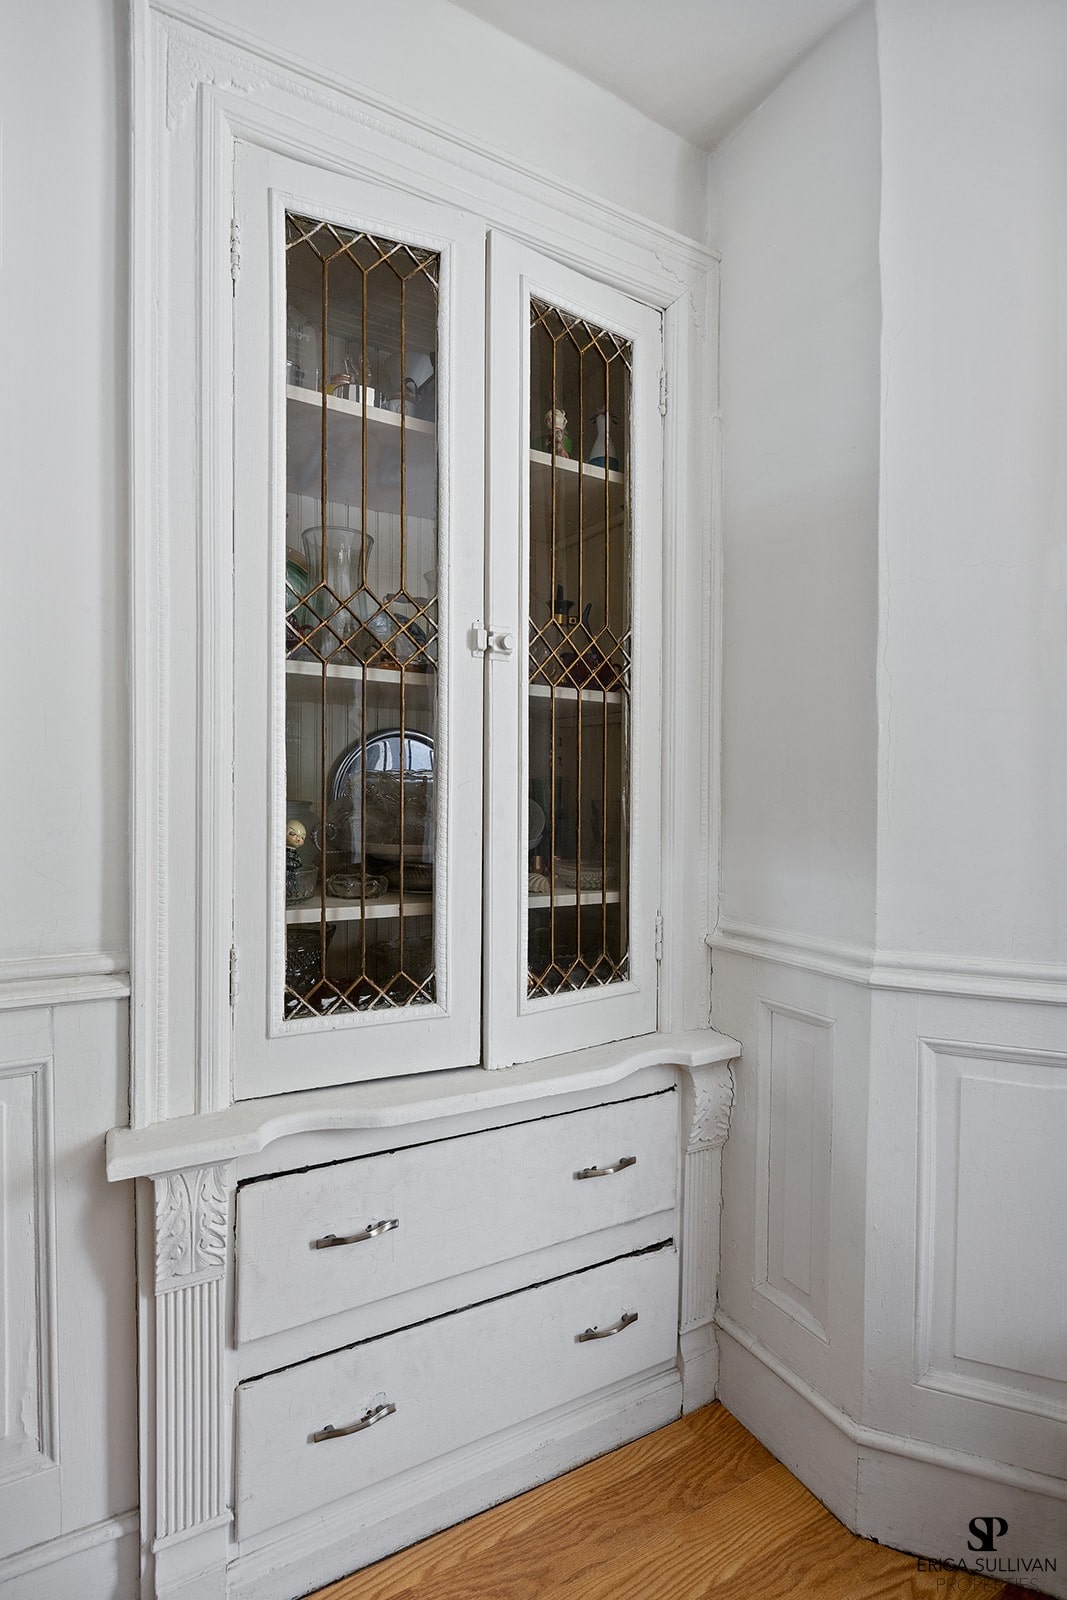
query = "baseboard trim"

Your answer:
(228, 1369), (681, 1600)
(709, 922), (1067, 1005)
(0, 953), (131, 1010)
(0, 1510), (139, 1580)
(716, 1312), (1067, 1501)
